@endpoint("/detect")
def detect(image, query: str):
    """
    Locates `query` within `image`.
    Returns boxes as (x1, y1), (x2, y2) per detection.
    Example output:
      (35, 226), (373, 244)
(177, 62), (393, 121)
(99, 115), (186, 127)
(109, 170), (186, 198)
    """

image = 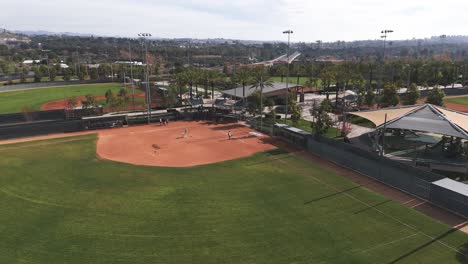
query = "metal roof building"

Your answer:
(222, 82), (302, 99)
